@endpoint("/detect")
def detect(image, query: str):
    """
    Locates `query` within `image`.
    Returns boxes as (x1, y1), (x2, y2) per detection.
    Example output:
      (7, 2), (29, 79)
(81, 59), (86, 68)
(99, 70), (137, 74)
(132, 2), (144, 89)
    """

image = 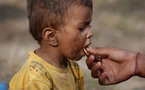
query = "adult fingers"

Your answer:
(86, 47), (114, 57)
(99, 72), (110, 85)
(86, 55), (95, 69)
(91, 62), (102, 78)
